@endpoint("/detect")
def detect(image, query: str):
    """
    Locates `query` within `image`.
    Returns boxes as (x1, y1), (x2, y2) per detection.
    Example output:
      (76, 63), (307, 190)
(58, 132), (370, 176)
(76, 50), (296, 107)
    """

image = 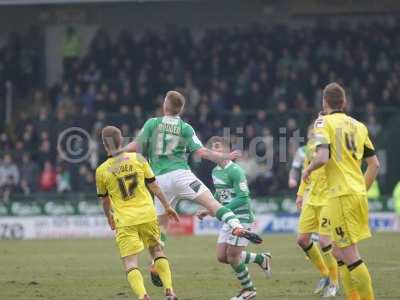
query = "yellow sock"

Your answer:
(154, 257), (173, 289)
(321, 245), (338, 285)
(338, 261), (360, 300)
(127, 268), (147, 299)
(349, 260), (375, 300)
(304, 242), (329, 277)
